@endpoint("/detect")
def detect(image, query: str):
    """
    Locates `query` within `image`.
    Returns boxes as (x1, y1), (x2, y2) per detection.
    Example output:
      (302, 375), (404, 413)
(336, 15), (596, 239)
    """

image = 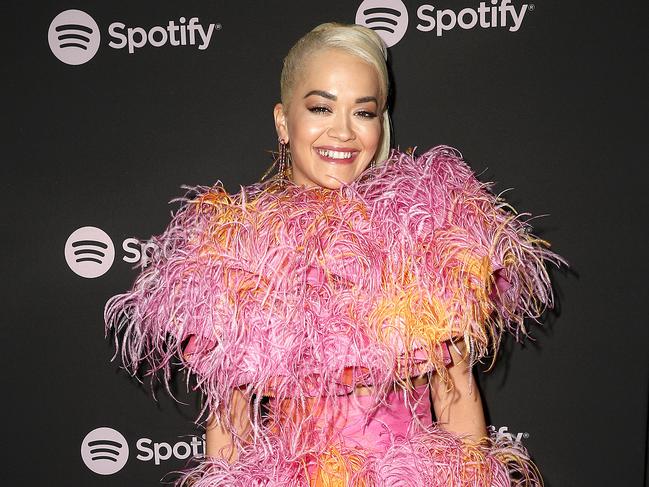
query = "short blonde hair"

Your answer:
(280, 23), (392, 164)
